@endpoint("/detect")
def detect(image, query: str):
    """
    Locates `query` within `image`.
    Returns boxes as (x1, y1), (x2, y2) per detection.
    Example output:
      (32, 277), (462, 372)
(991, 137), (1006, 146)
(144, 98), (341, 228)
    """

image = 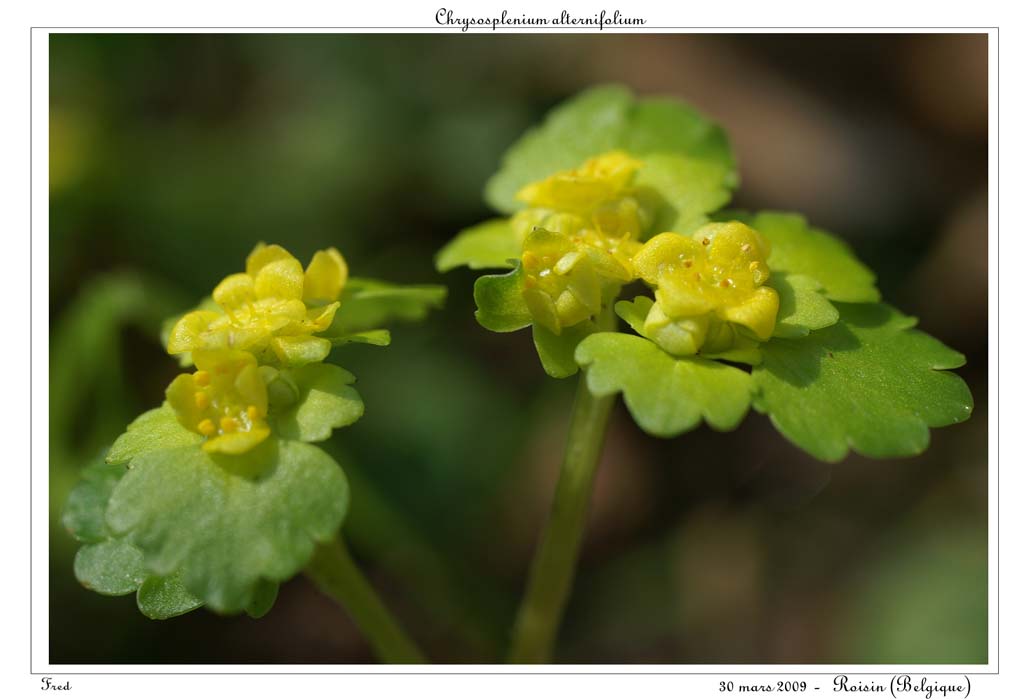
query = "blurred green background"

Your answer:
(49, 33), (988, 664)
